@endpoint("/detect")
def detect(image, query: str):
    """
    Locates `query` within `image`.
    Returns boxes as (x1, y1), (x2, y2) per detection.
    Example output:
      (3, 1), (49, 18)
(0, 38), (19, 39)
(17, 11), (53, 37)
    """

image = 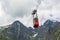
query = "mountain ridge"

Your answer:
(0, 20), (60, 40)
